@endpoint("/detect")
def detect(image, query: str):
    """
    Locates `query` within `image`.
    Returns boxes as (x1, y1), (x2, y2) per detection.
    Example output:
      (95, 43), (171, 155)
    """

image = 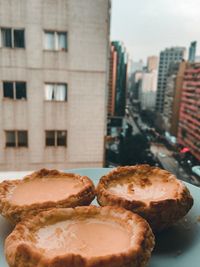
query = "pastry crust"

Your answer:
(5, 206), (155, 267)
(96, 165), (194, 232)
(0, 169), (95, 224)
